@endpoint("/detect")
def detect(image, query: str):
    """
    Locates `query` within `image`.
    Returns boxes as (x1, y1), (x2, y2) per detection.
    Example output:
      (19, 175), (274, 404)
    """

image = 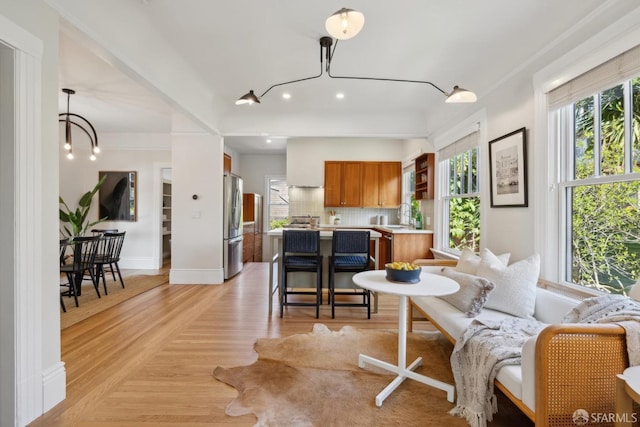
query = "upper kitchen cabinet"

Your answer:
(223, 153), (232, 175)
(324, 161), (363, 207)
(362, 162), (402, 208)
(415, 153), (435, 200)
